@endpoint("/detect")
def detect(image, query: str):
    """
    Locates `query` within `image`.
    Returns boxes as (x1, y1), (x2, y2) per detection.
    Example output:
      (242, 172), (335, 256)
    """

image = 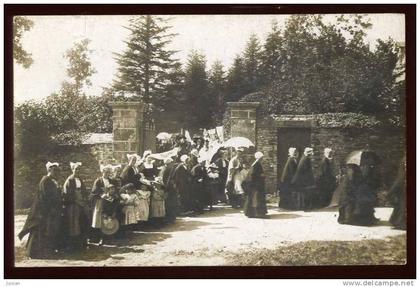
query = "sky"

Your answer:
(13, 14), (405, 104)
